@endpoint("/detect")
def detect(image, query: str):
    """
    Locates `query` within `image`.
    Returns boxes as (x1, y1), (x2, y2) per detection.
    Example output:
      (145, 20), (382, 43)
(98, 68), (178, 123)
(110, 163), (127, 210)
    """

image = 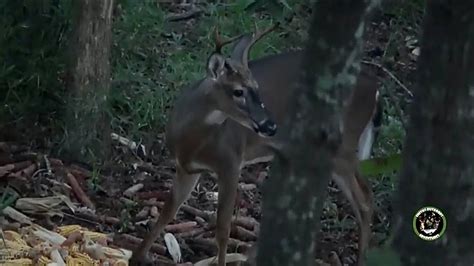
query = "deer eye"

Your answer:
(233, 89), (244, 97)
